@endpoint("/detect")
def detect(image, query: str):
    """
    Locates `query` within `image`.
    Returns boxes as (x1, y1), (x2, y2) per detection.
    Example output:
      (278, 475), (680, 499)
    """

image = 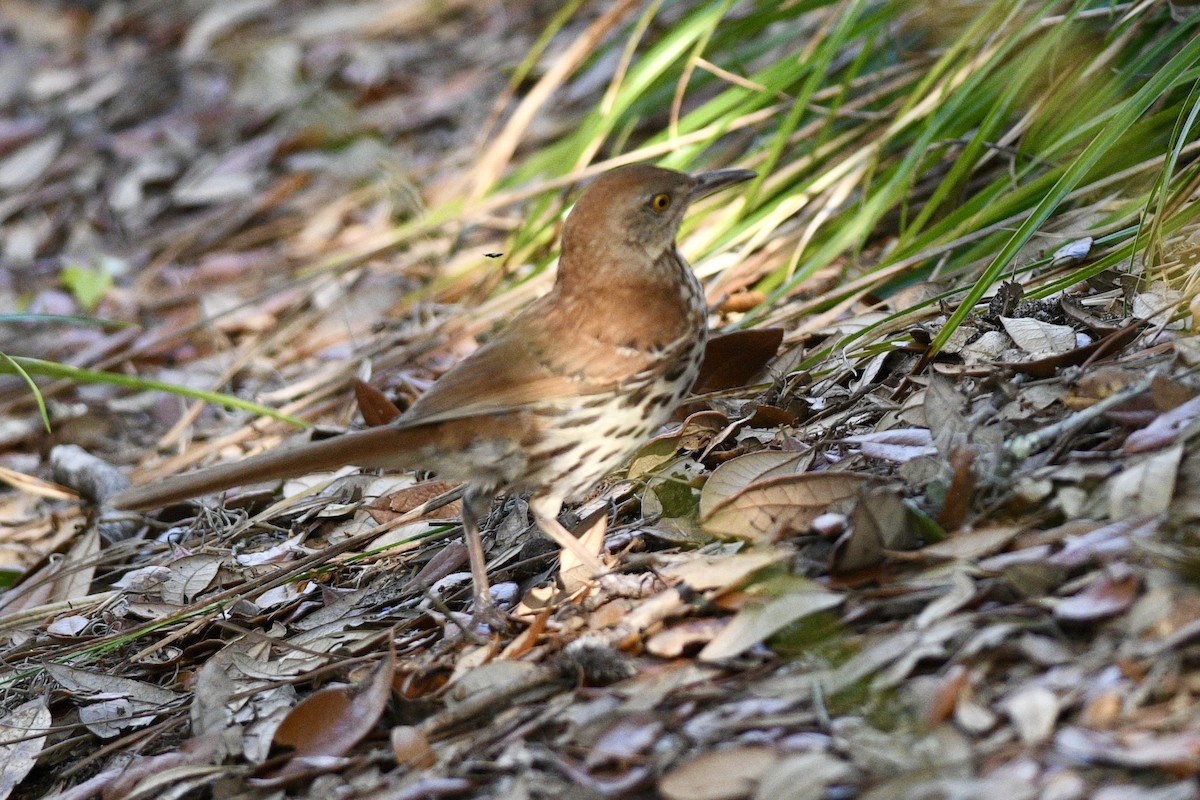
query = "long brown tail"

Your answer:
(108, 423), (448, 511)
